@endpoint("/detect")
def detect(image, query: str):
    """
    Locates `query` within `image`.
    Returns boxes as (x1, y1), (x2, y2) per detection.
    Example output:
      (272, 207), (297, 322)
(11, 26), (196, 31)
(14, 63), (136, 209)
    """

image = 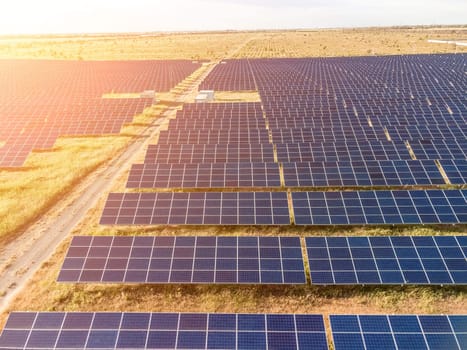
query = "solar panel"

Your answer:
(100, 192), (291, 225)
(57, 236), (306, 284)
(143, 144), (275, 164)
(0, 312), (328, 349)
(276, 141), (412, 163)
(330, 314), (467, 350)
(282, 160), (446, 187)
(199, 60), (257, 91)
(306, 236), (467, 285)
(157, 129), (270, 145)
(292, 190), (466, 225)
(410, 139), (467, 160)
(126, 163), (281, 189)
(439, 159), (467, 185)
